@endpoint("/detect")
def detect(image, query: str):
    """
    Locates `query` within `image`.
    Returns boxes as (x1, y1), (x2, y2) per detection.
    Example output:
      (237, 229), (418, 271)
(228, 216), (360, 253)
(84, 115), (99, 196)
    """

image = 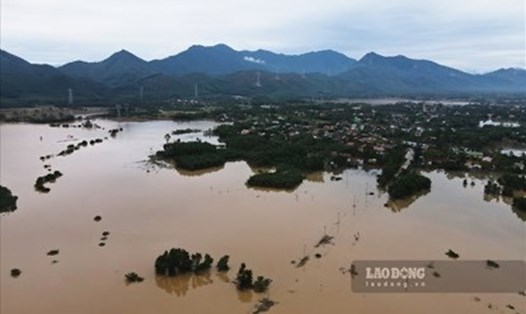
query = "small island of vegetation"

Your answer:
(155, 248), (216, 276)
(246, 170), (304, 190)
(387, 172), (431, 199)
(235, 263), (272, 293)
(125, 272), (144, 284)
(155, 248), (271, 293)
(34, 171), (63, 193)
(0, 185), (18, 213)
